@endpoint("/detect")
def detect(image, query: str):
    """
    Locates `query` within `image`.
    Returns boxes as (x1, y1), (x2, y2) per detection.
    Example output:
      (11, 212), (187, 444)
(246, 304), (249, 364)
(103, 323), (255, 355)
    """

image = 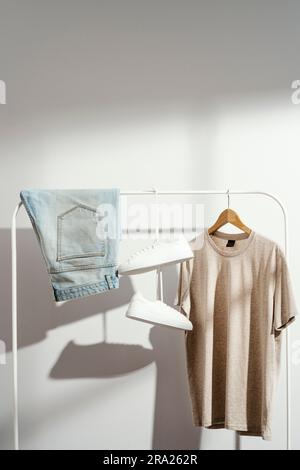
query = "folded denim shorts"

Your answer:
(20, 189), (120, 301)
